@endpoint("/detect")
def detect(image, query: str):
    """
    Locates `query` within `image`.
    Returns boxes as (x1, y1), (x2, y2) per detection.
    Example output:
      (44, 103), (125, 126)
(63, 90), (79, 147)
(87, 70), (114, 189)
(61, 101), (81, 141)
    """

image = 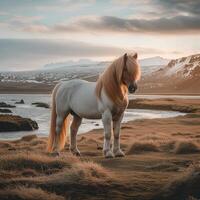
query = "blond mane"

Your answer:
(95, 54), (141, 107)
